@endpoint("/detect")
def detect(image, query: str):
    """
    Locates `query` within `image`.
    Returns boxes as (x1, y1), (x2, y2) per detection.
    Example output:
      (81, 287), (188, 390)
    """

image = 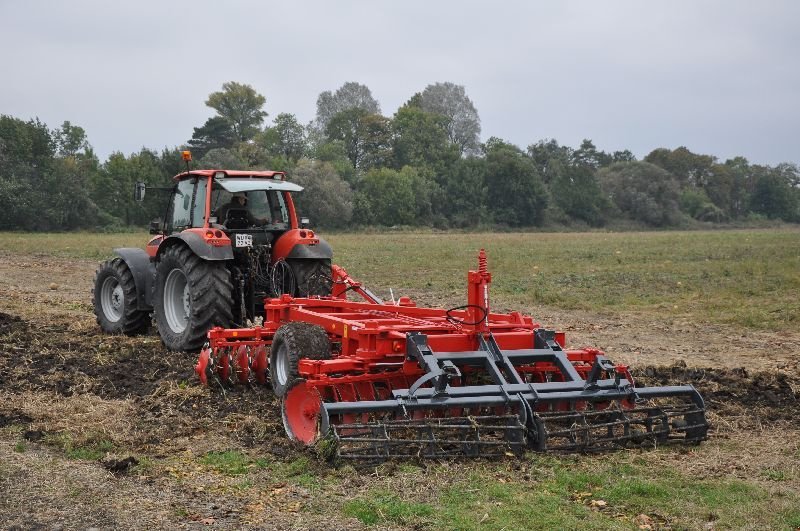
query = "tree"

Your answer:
(315, 82), (380, 131)
(419, 82), (481, 155)
(289, 159), (353, 228)
(571, 139), (611, 169)
(527, 139), (572, 184)
(644, 147), (714, 188)
(439, 157), (489, 227)
(260, 113), (307, 162)
(354, 166), (436, 226)
(198, 148), (245, 170)
(598, 162), (682, 226)
(54, 121), (90, 157)
(324, 109), (392, 170)
(749, 166), (799, 221)
(325, 108), (369, 169)
(205, 81), (267, 142)
(392, 103), (459, 174)
(359, 114), (394, 170)
(485, 138), (548, 226)
(187, 117), (236, 158)
(551, 164), (609, 226)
